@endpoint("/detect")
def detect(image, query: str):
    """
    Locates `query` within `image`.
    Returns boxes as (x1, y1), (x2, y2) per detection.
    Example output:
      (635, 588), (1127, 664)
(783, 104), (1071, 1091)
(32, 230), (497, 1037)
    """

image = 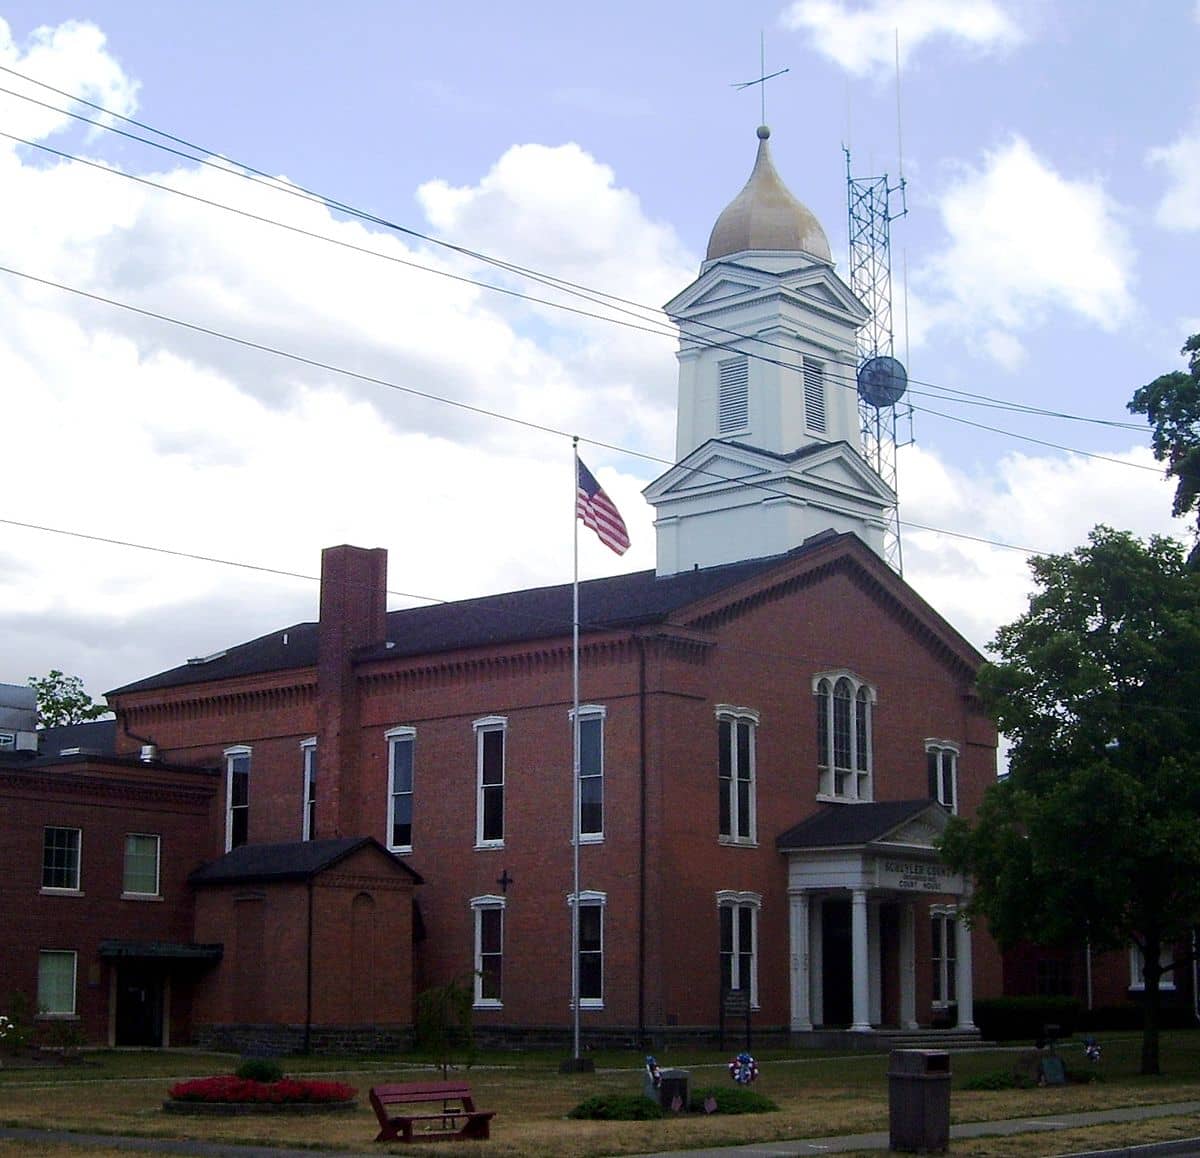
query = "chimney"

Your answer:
(317, 545), (388, 838)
